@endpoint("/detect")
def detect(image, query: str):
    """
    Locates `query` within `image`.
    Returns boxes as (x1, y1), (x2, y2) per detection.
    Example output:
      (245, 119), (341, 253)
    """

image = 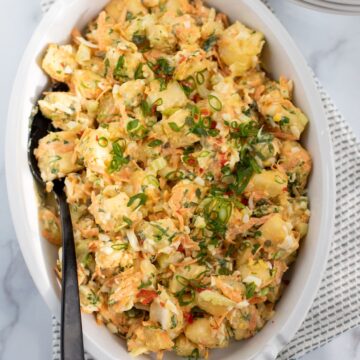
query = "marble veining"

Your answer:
(0, 0), (359, 359)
